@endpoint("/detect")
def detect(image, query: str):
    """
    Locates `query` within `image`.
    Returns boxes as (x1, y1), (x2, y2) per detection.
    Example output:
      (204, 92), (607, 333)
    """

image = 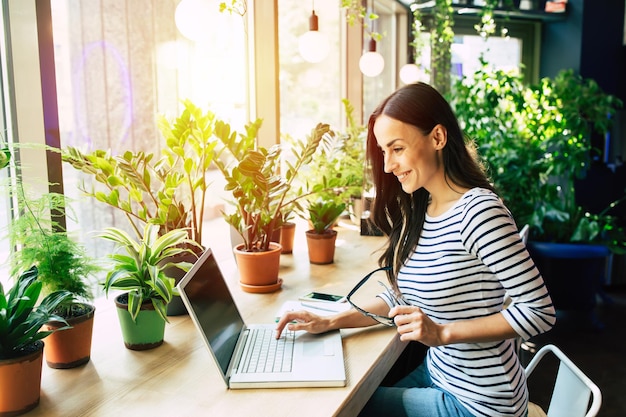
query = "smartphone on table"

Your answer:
(299, 292), (347, 303)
